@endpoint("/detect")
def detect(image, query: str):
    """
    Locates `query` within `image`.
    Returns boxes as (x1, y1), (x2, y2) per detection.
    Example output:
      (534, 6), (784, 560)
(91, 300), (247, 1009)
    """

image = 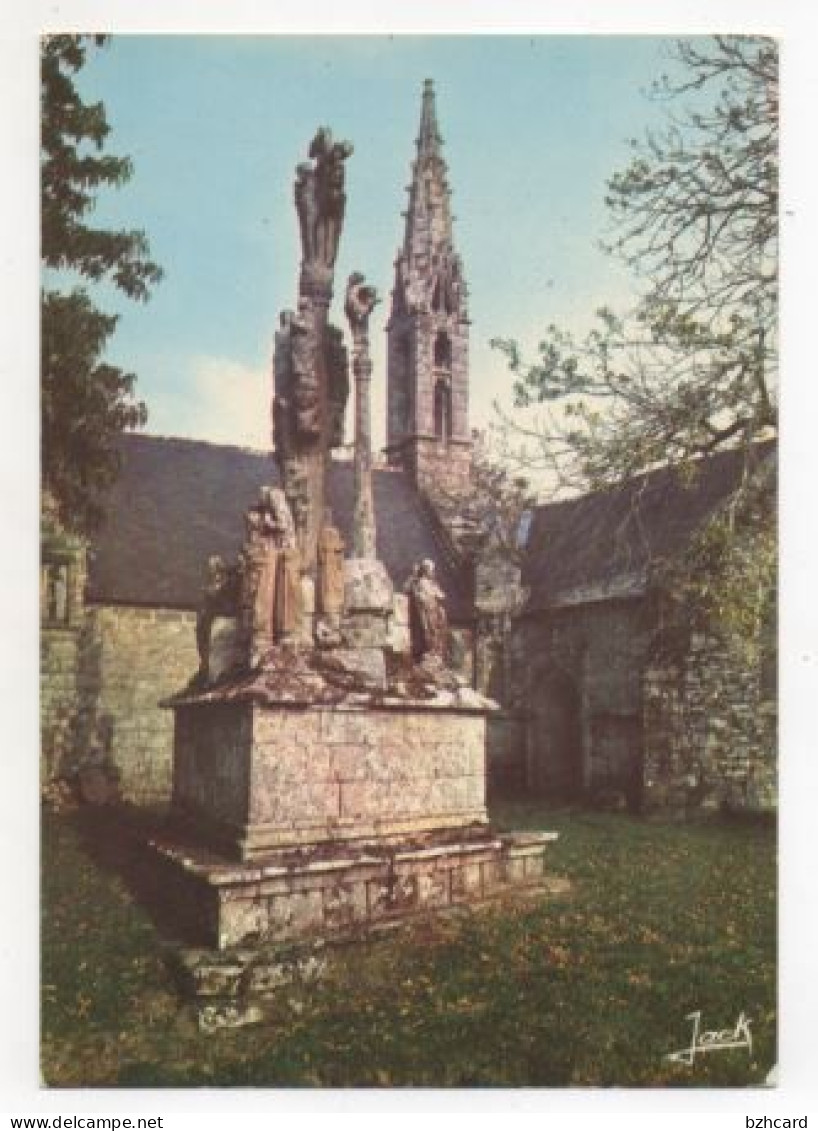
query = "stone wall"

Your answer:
(41, 602), (198, 805)
(41, 521), (88, 780)
(643, 631), (776, 813)
(514, 598), (651, 804)
(41, 626), (84, 782)
(511, 595), (776, 813)
(410, 436), (472, 498)
(473, 551), (529, 794)
(486, 713), (526, 794)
